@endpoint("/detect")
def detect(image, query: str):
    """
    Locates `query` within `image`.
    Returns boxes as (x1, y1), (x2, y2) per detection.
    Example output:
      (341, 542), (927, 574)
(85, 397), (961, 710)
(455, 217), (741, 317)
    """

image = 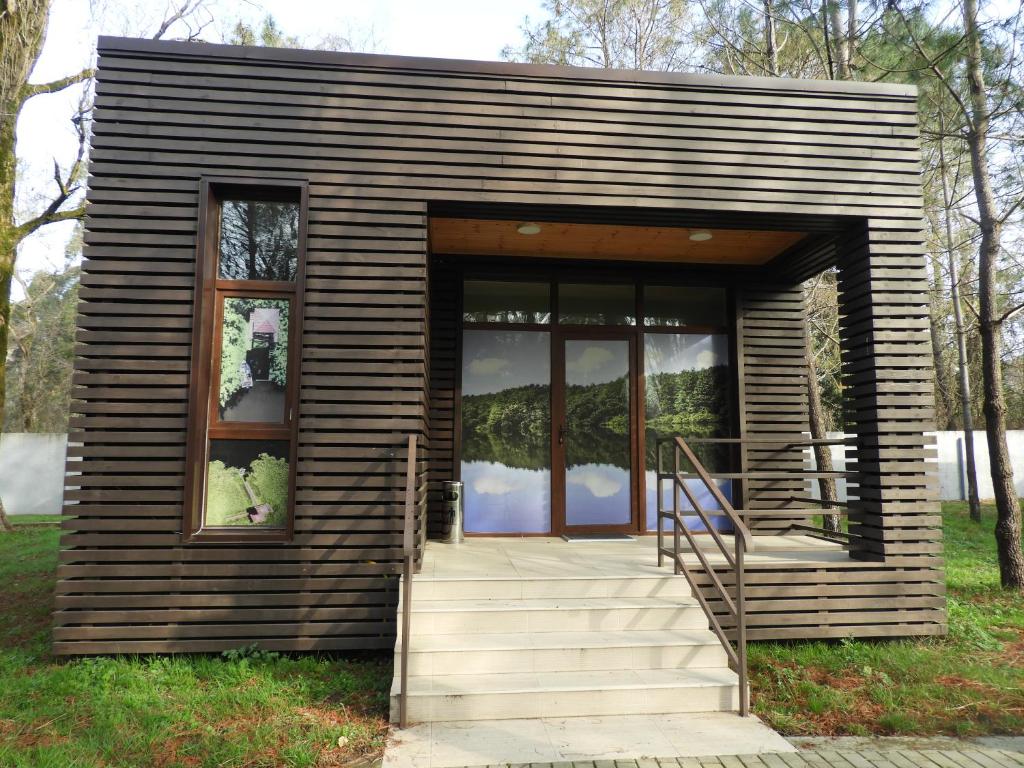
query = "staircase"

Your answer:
(389, 570), (741, 724)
